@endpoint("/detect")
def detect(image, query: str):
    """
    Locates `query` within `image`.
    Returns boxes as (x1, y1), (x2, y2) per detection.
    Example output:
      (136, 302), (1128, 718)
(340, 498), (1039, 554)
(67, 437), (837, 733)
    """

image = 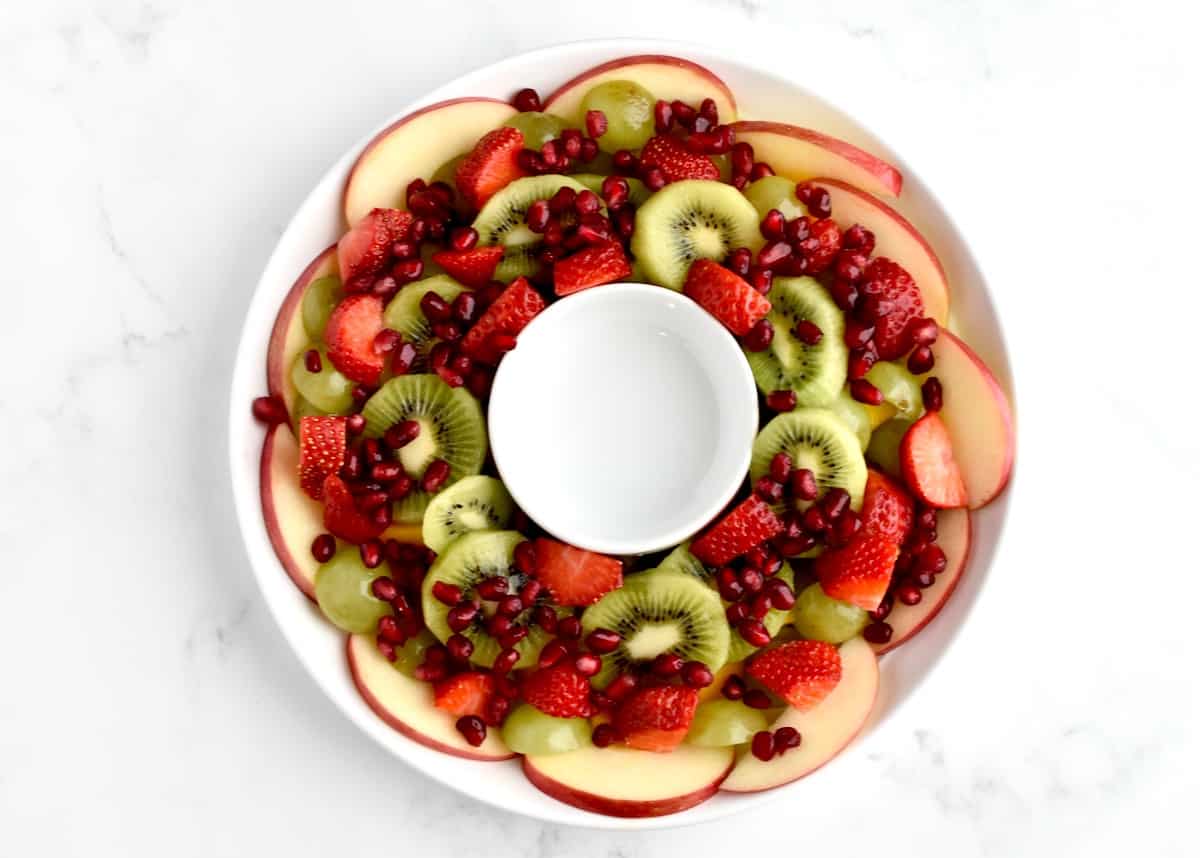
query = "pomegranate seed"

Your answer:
(447, 601), (478, 632)
(770, 580), (797, 610)
(757, 240), (792, 269)
(574, 654), (602, 677)
(359, 540), (382, 568)
(393, 258), (424, 282)
(571, 190), (599, 217)
(914, 570), (937, 588)
(863, 622), (893, 644)
(492, 648), (520, 675)
(917, 544), (948, 574)
(726, 602), (749, 624)
(732, 141), (754, 176)
(585, 628), (621, 654)
(775, 534), (816, 557)
(670, 100), (697, 127)
(748, 265), (773, 294)
(909, 317), (939, 347)
(842, 224), (875, 252)
(790, 319), (823, 346)
(525, 199), (552, 233)
(420, 459), (451, 493)
(560, 129), (582, 159)
(475, 576), (508, 601)
(377, 615), (405, 644)
(760, 209), (786, 241)
(850, 378), (885, 405)
(512, 87), (541, 112)
(802, 506), (828, 534)
(847, 347), (877, 380)
(653, 99), (673, 132)
(498, 626), (529, 649)
(791, 468), (818, 501)
(717, 567), (744, 601)
(871, 595), (894, 622)
(517, 579), (541, 608)
(613, 149), (636, 171)
(483, 695), (511, 727)
(592, 723), (618, 748)
(368, 461), (400, 482)
(432, 581), (462, 606)
(547, 186), (575, 215)
(820, 487), (851, 520)
(922, 377), (944, 412)
(455, 715), (487, 747)
(749, 592), (772, 620)
(512, 540), (537, 576)
(834, 513), (861, 544)
(652, 652), (684, 676)
(600, 175), (629, 209)
(749, 162), (774, 180)
(533, 605), (558, 634)
(743, 688), (773, 709)
(388, 475), (415, 500)
(392, 239), (418, 260)
(754, 476), (784, 504)
(585, 110), (607, 138)
(488, 613), (513, 638)
(387, 340), (416, 375)
(844, 318), (876, 350)
(896, 585), (922, 606)
(766, 389), (797, 412)
(751, 730), (775, 761)
(737, 618), (771, 647)
(768, 452), (793, 484)
(420, 291), (451, 322)
(860, 295), (896, 321)
(496, 595), (524, 618)
(538, 639), (570, 669)
(643, 167), (666, 191)
(589, 690), (613, 711)
(606, 673), (638, 701)
(739, 568), (765, 594)
(450, 226), (478, 251)
(917, 507), (938, 531)
(802, 184), (832, 218)
(446, 633), (474, 661)
(774, 725), (802, 753)
(727, 246), (753, 276)
(908, 346), (935, 375)
(376, 639), (396, 662)
(341, 414), (364, 438)
(371, 502), (392, 528)
(311, 533), (335, 563)
(556, 616), (582, 639)
(251, 396), (287, 425)
(304, 349), (322, 373)
(431, 321), (462, 343)
(741, 318), (775, 352)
